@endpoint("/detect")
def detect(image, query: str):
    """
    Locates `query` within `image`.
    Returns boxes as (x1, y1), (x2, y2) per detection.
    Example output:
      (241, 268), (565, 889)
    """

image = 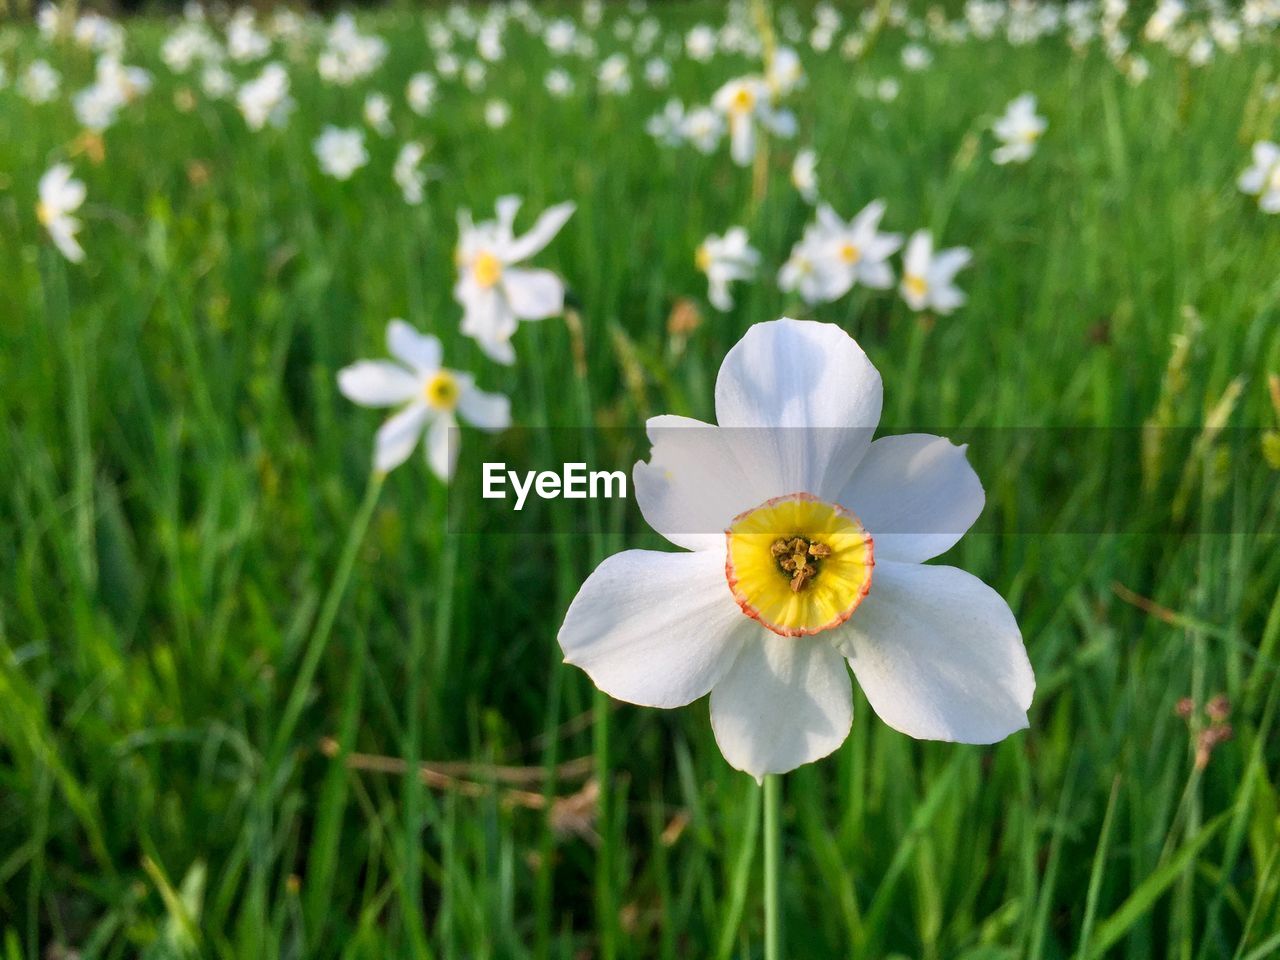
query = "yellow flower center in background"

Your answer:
(695, 244), (712, 272)
(472, 250), (503, 288)
(423, 370), (460, 411)
(36, 202), (53, 226)
(730, 87), (756, 113)
(725, 493), (874, 637)
(904, 273), (928, 299)
(839, 242), (862, 265)
(1020, 128), (1042, 144)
